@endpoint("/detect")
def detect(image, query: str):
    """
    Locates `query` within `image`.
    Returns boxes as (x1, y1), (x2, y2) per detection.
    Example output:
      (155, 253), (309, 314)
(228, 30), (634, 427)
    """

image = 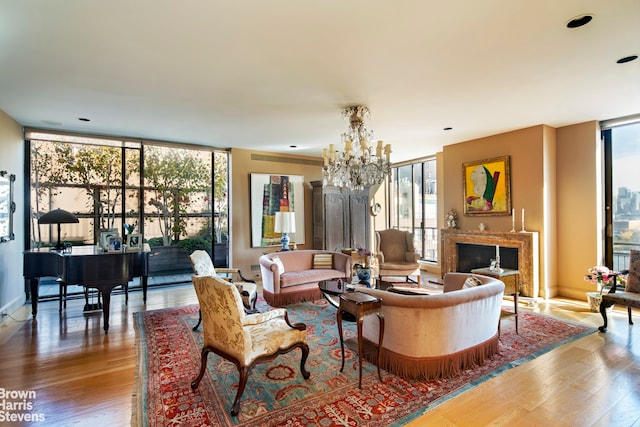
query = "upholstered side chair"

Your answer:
(189, 250), (258, 331)
(190, 275), (310, 416)
(374, 229), (421, 284)
(599, 249), (640, 332)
